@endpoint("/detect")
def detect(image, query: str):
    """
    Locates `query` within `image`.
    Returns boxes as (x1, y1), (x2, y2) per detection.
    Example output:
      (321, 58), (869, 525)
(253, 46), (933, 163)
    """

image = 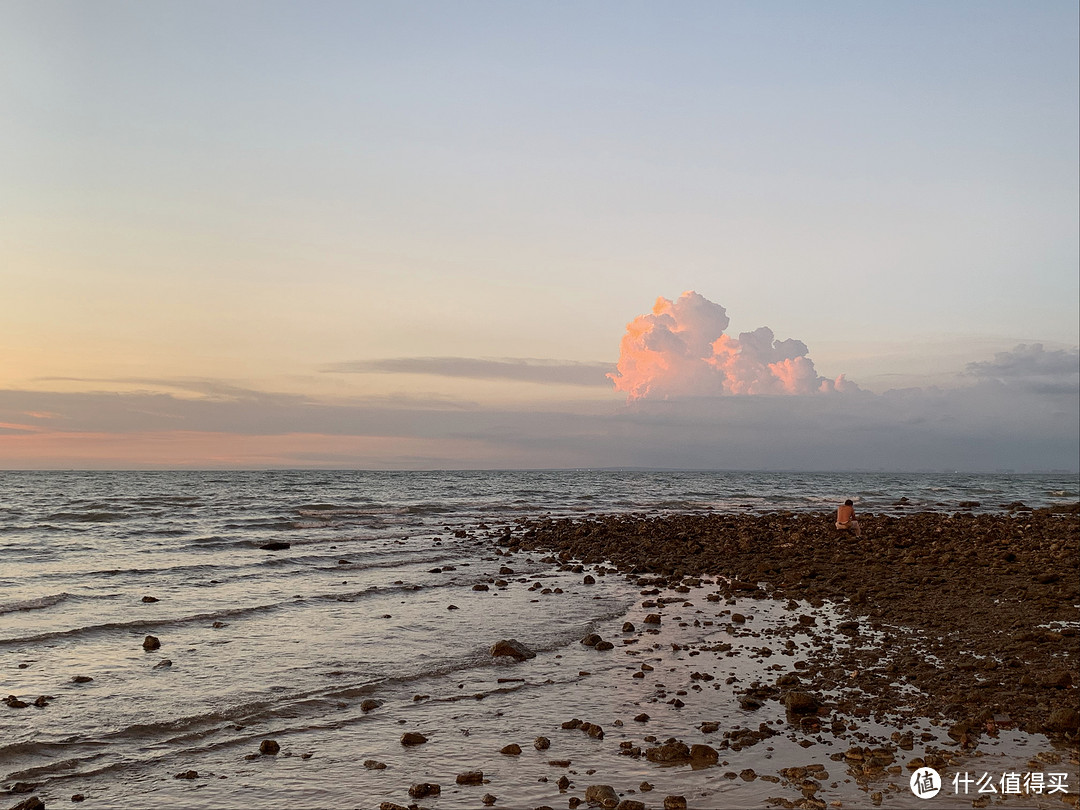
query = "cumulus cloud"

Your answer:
(608, 291), (858, 399)
(325, 357), (614, 387)
(965, 344), (1080, 394)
